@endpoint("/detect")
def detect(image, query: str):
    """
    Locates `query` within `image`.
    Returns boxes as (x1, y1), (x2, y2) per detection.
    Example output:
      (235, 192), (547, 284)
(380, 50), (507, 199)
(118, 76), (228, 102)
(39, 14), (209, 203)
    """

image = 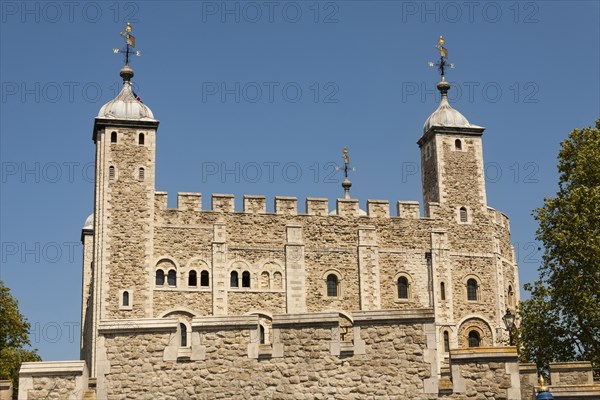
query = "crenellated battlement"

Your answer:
(153, 191), (444, 220)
